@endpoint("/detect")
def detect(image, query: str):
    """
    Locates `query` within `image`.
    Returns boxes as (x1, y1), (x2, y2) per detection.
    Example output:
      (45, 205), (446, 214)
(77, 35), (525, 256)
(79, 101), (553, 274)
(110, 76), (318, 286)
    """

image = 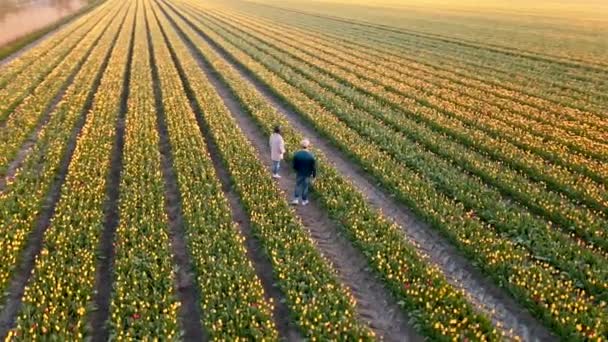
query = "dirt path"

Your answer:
(89, 8), (136, 340)
(217, 84), (422, 342)
(172, 11), (422, 341)
(0, 62), (73, 189)
(0, 7), (123, 191)
(146, 8), (206, 340)
(152, 10), (301, 340)
(187, 92), (303, 341)
(0, 109), (81, 338)
(0, 9), (130, 339)
(165, 4), (555, 340)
